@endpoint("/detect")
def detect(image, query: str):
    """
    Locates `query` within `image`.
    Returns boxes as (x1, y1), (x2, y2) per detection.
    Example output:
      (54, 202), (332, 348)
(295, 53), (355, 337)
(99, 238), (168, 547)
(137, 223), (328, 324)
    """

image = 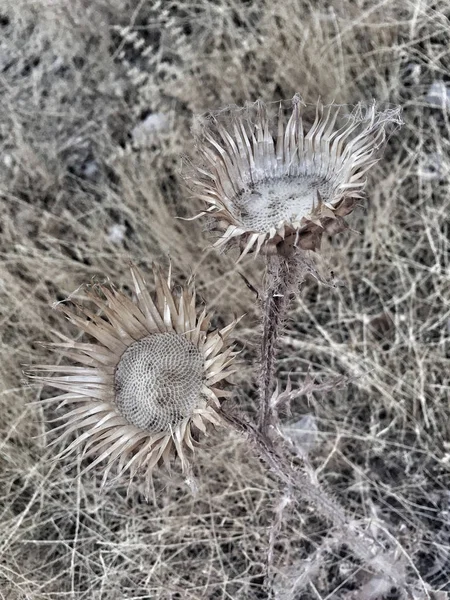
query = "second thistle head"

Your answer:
(30, 265), (239, 494)
(189, 95), (401, 261)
